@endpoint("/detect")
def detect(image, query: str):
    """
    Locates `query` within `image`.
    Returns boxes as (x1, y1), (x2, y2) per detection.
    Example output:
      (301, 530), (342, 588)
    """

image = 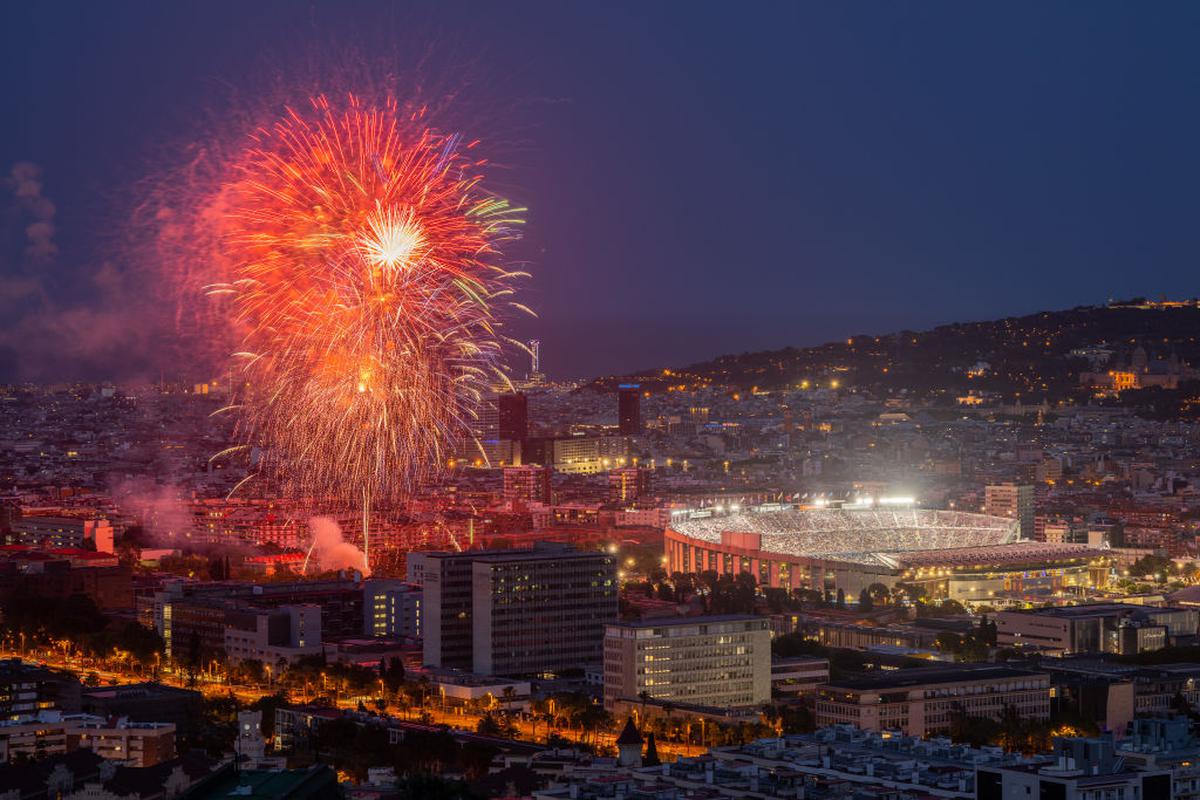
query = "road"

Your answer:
(2, 648), (705, 759)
